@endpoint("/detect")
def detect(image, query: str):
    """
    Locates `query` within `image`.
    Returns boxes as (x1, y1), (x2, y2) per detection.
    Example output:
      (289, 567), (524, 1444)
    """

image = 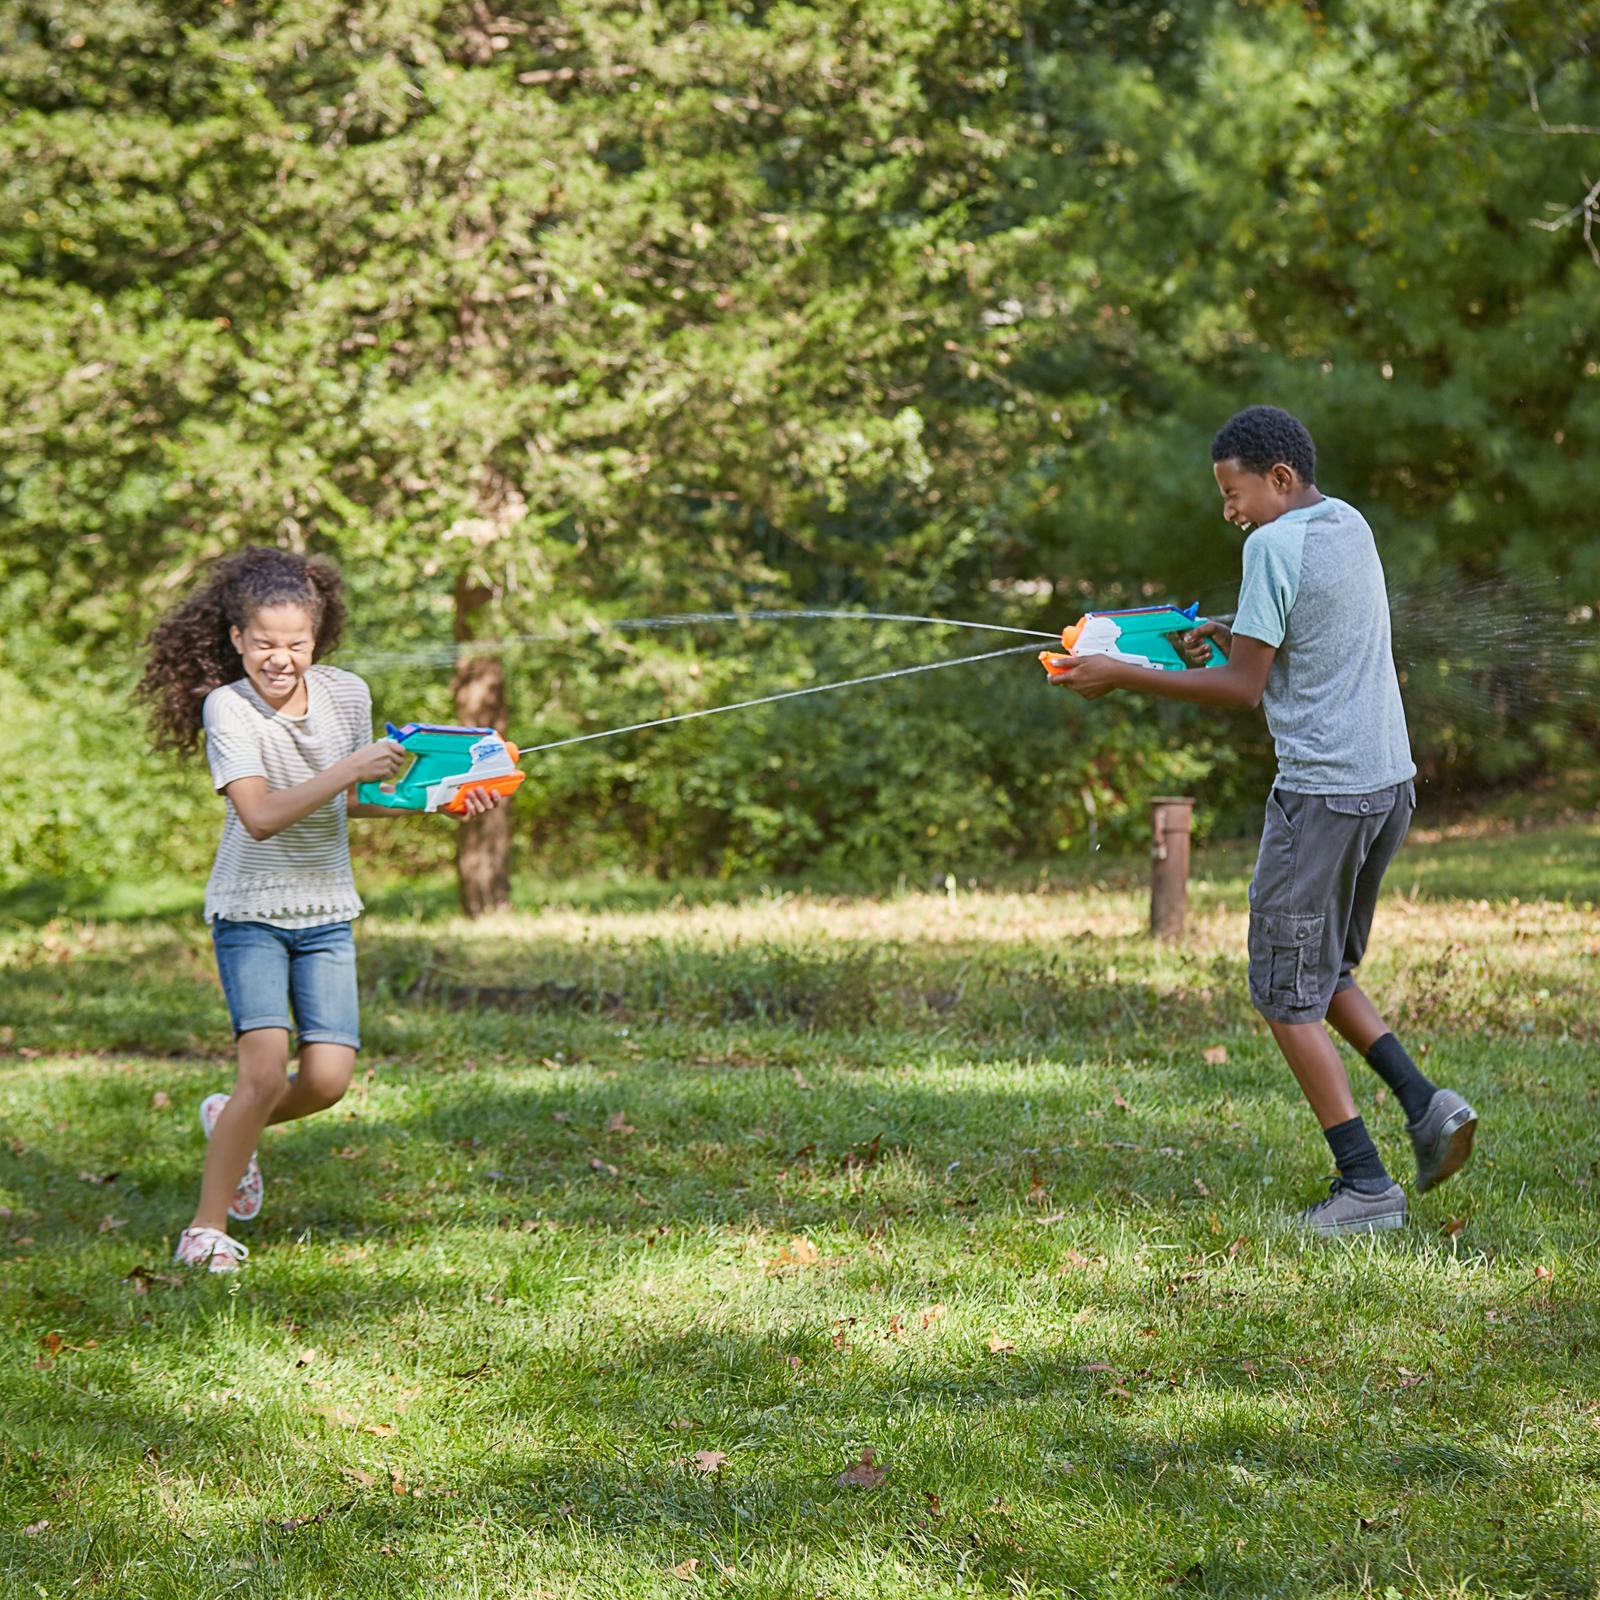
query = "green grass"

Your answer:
(4, 829), (1600, 1596)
